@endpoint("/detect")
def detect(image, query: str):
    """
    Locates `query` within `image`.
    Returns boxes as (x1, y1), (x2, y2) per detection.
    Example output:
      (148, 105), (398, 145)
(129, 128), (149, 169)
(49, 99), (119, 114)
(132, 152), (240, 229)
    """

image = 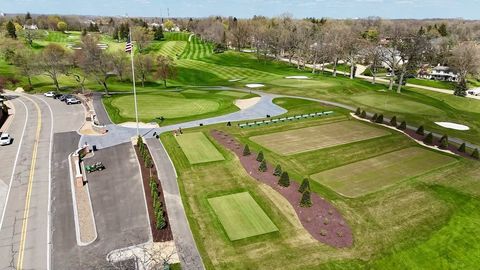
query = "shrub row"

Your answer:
(138, 136), (153, 169)
(149, 177), (166, 230)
